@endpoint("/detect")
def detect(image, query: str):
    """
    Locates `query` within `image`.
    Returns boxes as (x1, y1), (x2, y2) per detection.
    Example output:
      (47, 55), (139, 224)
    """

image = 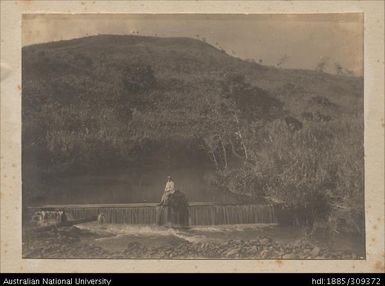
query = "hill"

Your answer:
(23, 35), (362, 121)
